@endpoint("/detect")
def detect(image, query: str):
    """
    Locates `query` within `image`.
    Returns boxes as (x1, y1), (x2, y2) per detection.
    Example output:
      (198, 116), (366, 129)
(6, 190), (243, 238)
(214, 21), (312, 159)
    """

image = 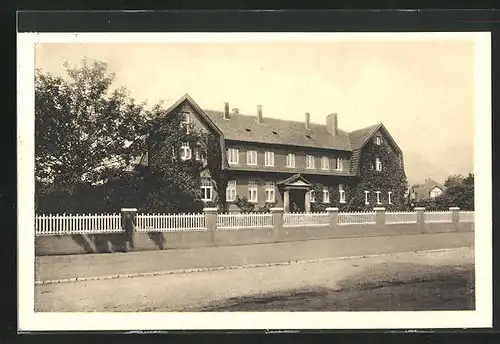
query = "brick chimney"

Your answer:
(305, 112), (311, 130)
(326, 113), (338, 137)
(257, 105), (263, 124)
(223, 102), (230, 120)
